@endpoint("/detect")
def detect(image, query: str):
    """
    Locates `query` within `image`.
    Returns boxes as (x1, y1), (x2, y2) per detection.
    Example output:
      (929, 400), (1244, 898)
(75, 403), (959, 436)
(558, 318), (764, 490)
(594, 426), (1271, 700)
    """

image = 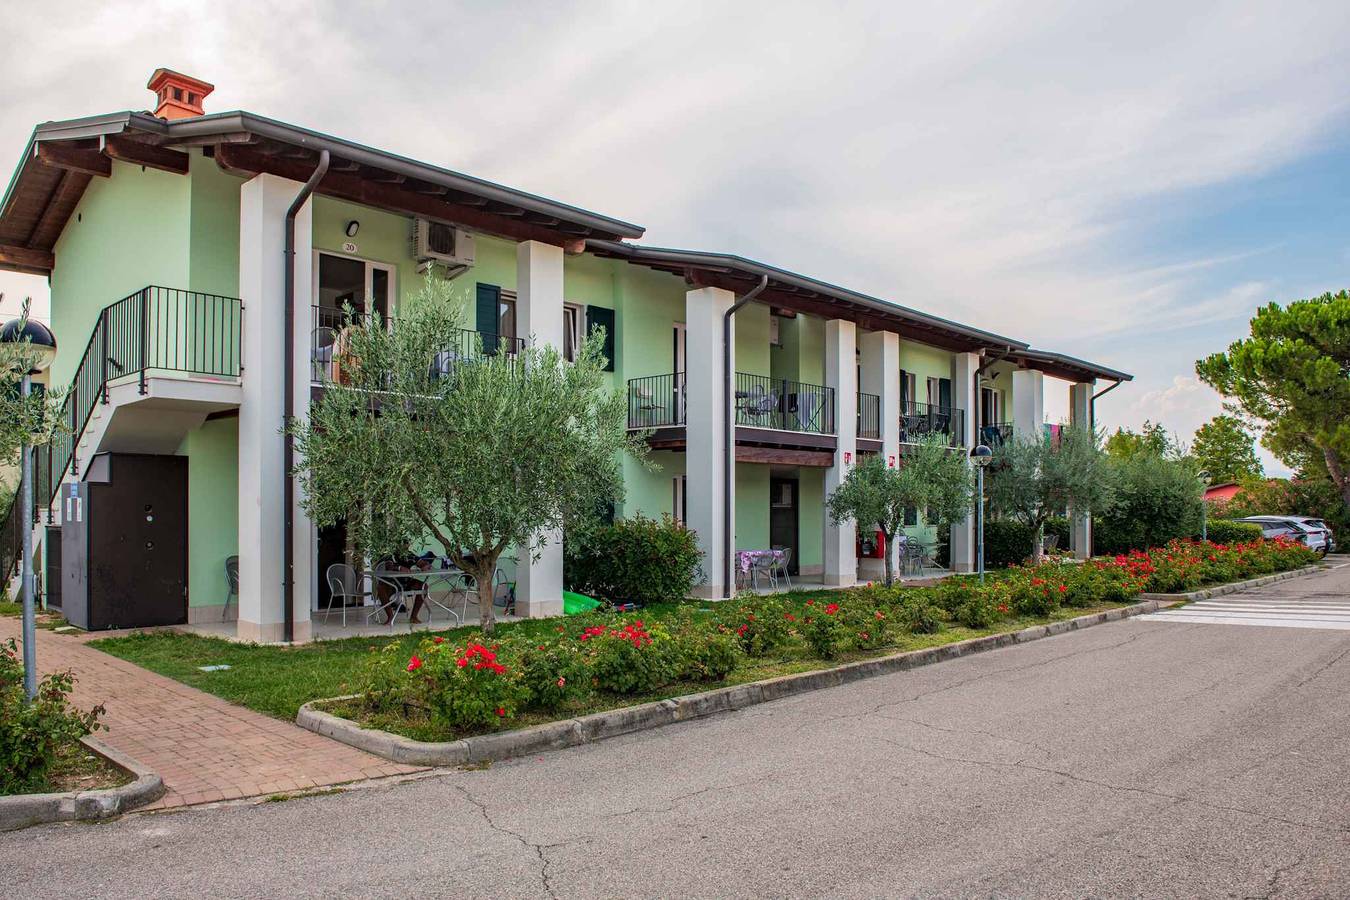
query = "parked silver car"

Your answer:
(1234, 516), (1329, 556)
